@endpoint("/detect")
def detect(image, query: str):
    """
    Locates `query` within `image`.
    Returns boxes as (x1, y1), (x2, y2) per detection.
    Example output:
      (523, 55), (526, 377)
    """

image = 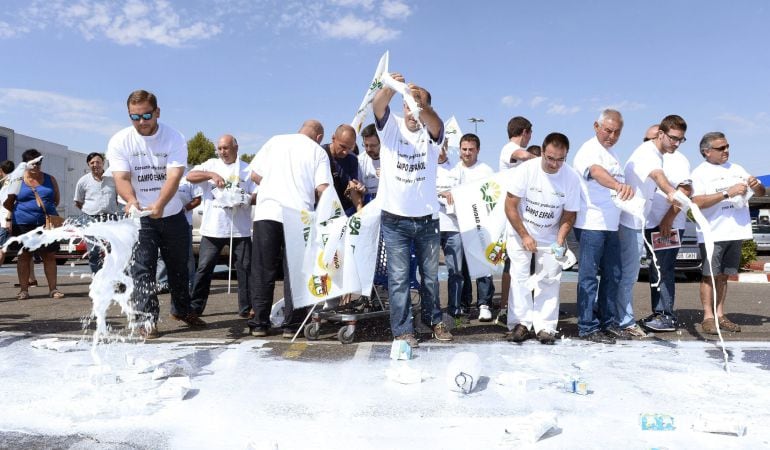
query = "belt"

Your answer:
(381, 210), (435, 221)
